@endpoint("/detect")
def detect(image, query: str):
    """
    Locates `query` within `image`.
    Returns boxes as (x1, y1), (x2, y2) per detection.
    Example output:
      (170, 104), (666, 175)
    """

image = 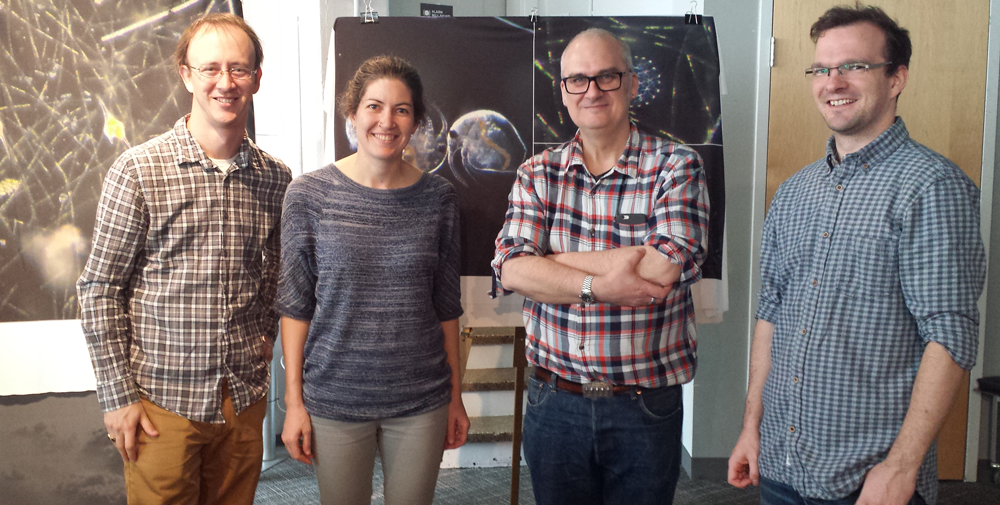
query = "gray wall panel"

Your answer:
(0, 393), (125, 505)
